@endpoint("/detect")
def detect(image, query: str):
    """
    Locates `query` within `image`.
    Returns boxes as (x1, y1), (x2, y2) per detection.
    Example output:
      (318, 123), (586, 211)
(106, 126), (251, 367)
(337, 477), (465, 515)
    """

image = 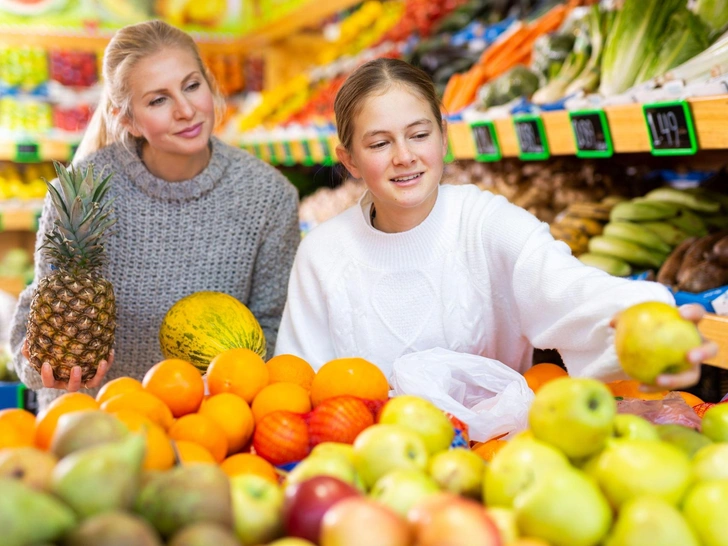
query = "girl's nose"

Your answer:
(393, 141), (415, 165)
